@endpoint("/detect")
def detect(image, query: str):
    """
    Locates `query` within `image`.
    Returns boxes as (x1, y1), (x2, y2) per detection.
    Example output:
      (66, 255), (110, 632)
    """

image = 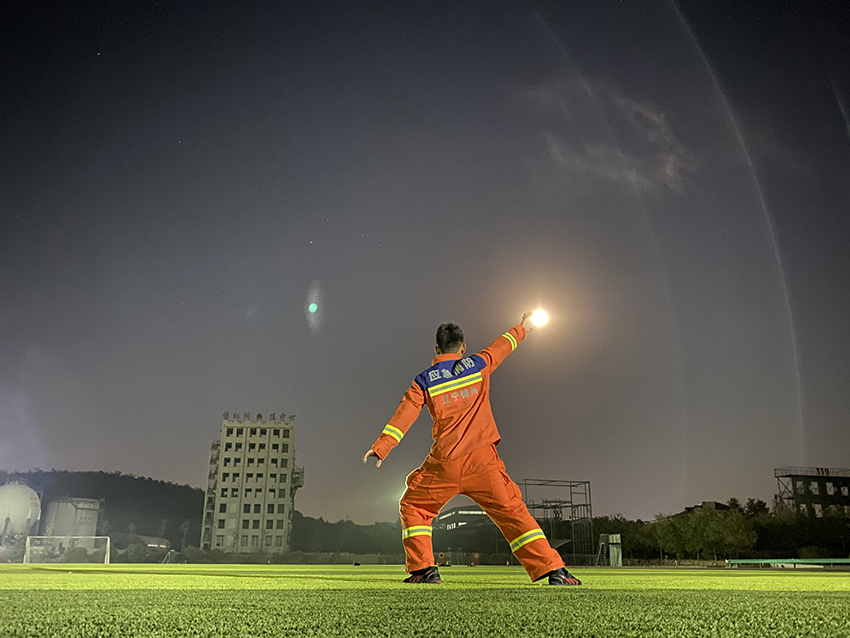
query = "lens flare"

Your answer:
(305, 281), (324, 333)
(531, 309), (549, 327)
